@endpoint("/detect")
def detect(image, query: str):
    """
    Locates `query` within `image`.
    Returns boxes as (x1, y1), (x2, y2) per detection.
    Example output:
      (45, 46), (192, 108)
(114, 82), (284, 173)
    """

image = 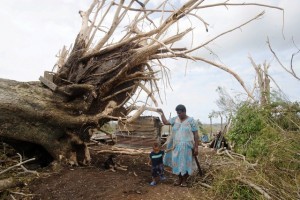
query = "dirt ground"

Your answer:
(25, 146), (211, 200)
